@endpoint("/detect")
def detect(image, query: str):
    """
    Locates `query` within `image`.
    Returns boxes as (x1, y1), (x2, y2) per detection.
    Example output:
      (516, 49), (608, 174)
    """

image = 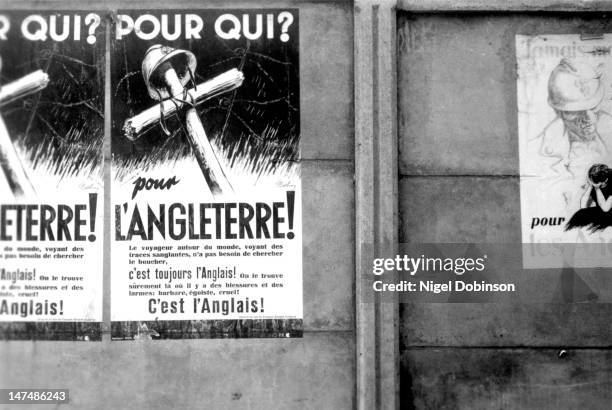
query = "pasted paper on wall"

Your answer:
(0, 11), (104, 340)
(110, 10), (302, 339)
(517, 34), (612, 268)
